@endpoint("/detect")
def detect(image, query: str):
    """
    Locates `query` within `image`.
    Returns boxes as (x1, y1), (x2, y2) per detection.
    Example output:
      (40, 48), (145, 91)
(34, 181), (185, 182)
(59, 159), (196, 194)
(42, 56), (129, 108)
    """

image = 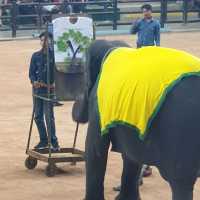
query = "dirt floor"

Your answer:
(1, 32), (200, 200)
